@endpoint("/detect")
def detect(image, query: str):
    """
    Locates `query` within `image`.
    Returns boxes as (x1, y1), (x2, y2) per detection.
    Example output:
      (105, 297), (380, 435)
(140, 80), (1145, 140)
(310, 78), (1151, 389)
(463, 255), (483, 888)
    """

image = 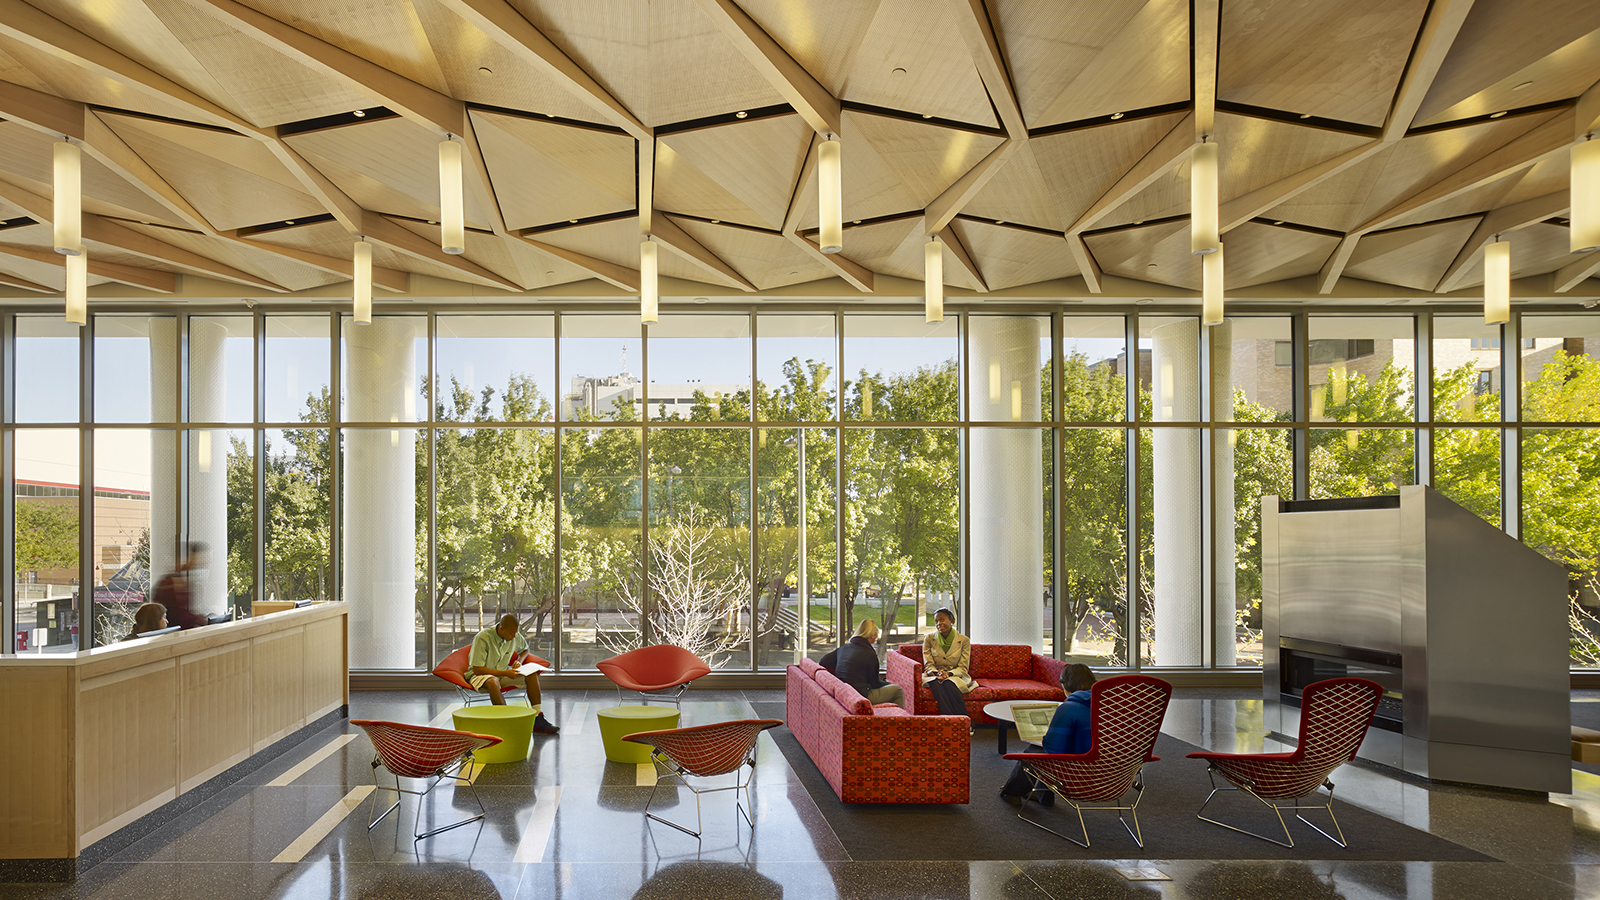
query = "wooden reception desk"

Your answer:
(0, 602), (347, 862)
